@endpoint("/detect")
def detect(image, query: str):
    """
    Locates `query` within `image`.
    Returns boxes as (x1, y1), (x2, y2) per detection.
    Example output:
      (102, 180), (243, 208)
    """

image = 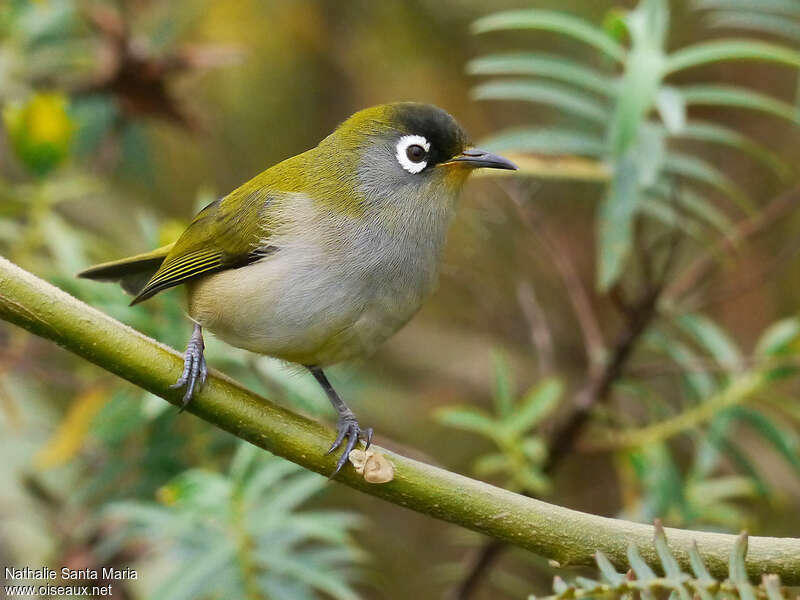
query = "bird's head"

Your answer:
(313, 102), (517, 220)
